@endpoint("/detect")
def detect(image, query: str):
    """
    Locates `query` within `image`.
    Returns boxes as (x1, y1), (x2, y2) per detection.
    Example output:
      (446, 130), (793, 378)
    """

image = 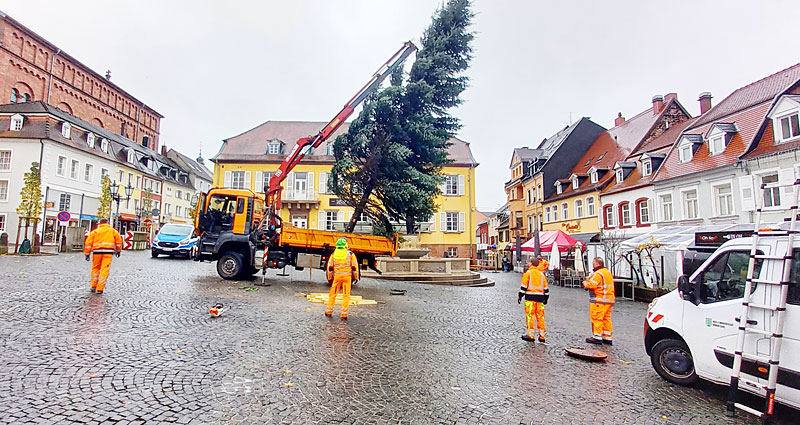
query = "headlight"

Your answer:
(179, 236), (192, 245)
